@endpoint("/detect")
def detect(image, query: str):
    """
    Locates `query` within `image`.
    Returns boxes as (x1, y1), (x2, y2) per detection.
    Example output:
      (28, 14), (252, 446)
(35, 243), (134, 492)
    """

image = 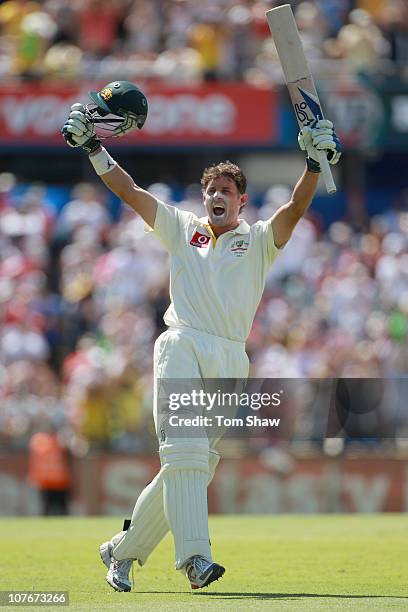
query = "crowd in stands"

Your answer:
(0, 174), (407, 451)
(0, 0), (406, 83)
(0, 0), (407, 453)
